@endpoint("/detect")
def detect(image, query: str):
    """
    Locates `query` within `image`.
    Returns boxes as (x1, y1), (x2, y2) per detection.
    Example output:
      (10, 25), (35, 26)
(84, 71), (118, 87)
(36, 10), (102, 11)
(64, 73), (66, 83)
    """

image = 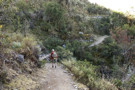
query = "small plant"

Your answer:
(112, 78), (122, 88)
(0, 71), (8, 84)
(37, 60), (46, 68)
